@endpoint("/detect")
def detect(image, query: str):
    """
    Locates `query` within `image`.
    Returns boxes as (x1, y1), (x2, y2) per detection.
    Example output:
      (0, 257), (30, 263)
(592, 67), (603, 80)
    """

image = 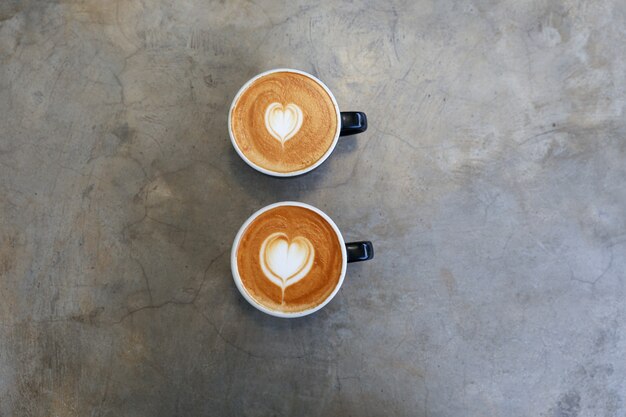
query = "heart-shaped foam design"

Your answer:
(260, 232), (314, 293)
(264, 102), (303, 145)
